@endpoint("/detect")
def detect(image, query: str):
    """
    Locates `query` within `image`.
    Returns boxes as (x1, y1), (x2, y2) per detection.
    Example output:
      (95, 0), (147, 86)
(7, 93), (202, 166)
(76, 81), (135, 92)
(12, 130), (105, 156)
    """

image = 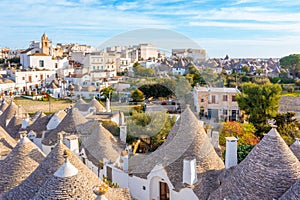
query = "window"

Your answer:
(201, 98), (204, 102)
(22, 77), (25, 80)
(55, 63), (58, 68)
(223, 95), (228, 101)
(39, 60), (44, 67)
(211, 95), (216, 103)
(232, 95), (236, 101)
